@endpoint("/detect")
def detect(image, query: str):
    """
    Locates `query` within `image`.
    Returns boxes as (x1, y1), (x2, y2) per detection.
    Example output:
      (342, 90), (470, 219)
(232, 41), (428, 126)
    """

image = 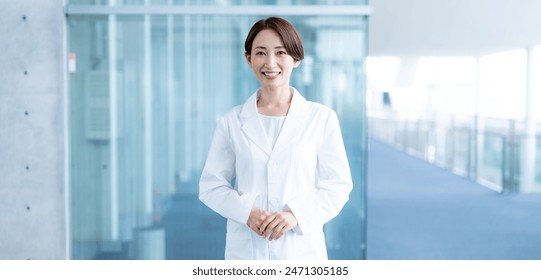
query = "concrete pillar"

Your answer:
(0, 0), (67, 259)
